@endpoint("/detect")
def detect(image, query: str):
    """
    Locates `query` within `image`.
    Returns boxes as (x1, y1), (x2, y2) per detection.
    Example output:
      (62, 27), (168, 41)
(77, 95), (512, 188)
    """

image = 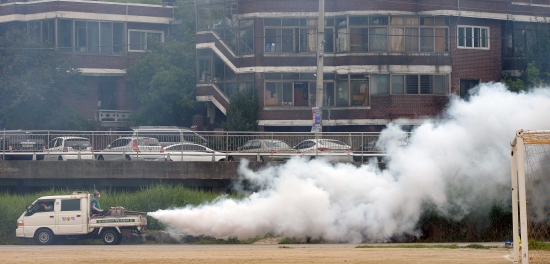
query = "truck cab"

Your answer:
(16, 191), (147, 245)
